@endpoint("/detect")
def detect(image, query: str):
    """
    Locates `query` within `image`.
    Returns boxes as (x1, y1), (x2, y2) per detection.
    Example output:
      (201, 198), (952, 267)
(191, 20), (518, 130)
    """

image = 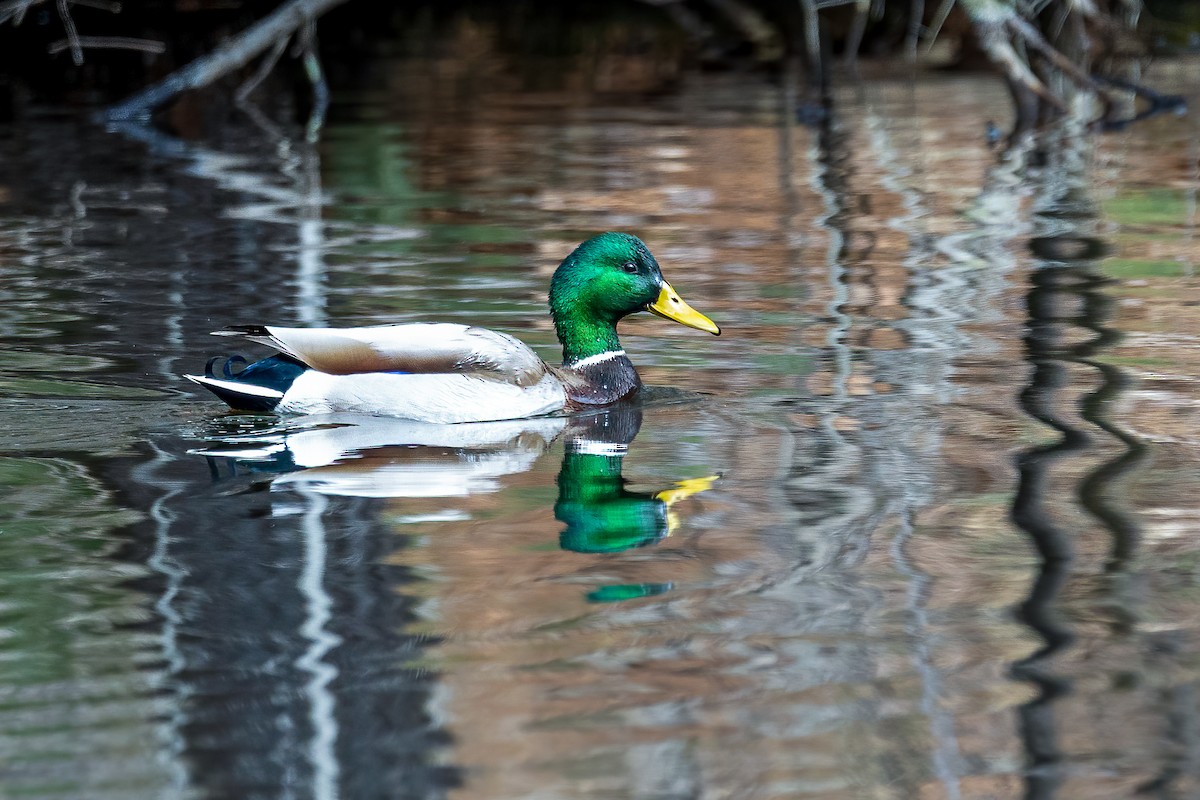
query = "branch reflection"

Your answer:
(1010, 118), (1145, 798)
